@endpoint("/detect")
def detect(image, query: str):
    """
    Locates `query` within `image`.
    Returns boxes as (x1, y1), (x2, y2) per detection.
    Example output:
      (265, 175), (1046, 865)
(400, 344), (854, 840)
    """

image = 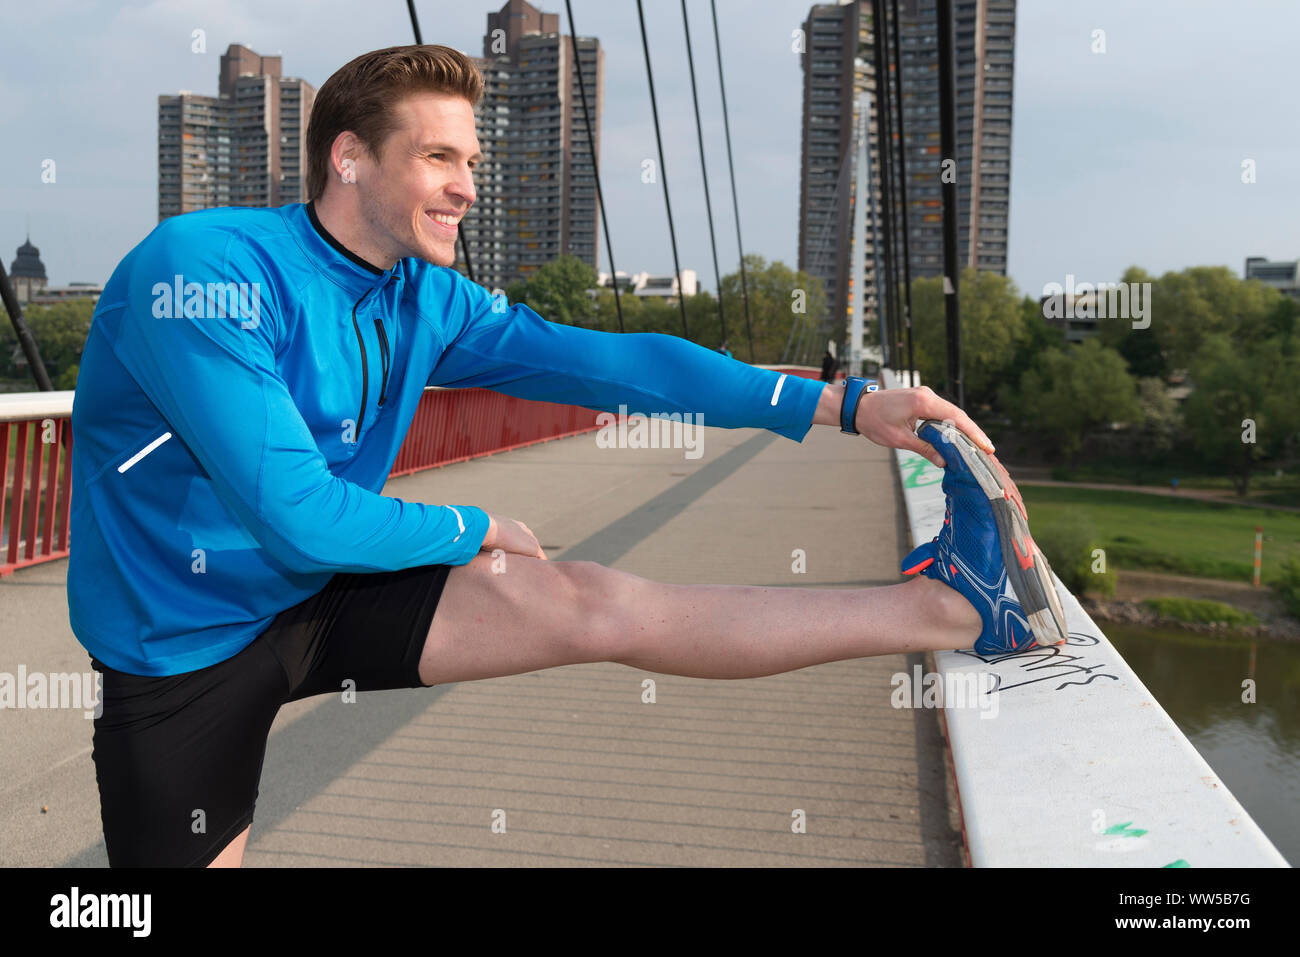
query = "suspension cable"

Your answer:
(564, 1), (625, 333)
(890, 0), (916, 385)
(709, 0), (756, 363)
(679, 0), (727, 349)
(406, 0), (476, 284)
(635, 0), (690, 339)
